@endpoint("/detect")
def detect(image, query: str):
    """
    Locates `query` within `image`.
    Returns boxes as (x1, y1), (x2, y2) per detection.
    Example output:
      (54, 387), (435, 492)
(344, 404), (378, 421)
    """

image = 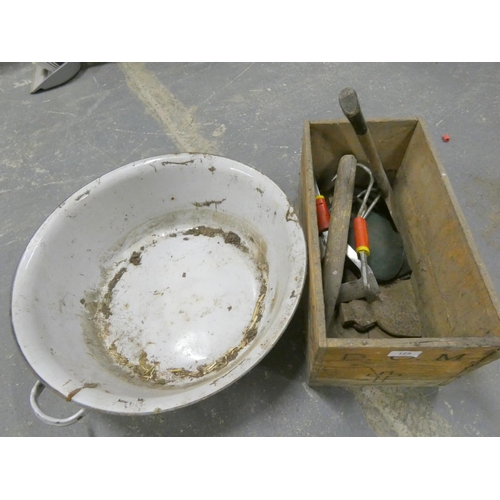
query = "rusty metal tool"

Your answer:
(337, 264), (380, 304)
(339, 87), (395, 219)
